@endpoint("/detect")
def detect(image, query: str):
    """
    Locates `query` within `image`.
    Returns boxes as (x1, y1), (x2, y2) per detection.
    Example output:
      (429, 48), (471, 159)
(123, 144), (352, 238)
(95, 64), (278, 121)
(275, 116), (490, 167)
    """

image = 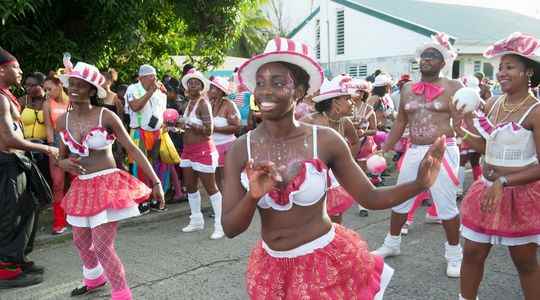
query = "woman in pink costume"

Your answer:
(456, 32), (540, 300)
(56, 62), (164, 300)
(301, 74), (359, 224)
(222, 37), (447, 299)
